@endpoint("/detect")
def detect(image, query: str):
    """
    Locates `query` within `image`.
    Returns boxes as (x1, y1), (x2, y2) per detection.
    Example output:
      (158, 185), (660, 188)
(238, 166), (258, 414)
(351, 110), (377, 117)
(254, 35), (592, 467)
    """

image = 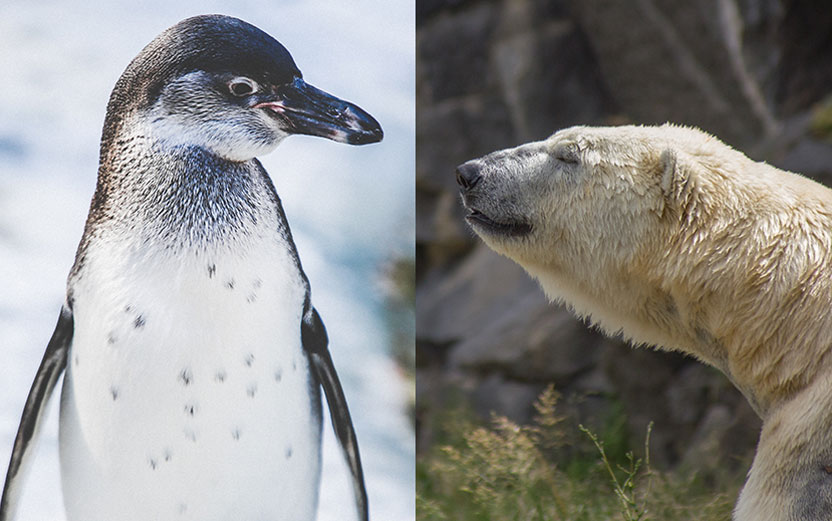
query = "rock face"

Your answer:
(416, 0), (832, 472)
